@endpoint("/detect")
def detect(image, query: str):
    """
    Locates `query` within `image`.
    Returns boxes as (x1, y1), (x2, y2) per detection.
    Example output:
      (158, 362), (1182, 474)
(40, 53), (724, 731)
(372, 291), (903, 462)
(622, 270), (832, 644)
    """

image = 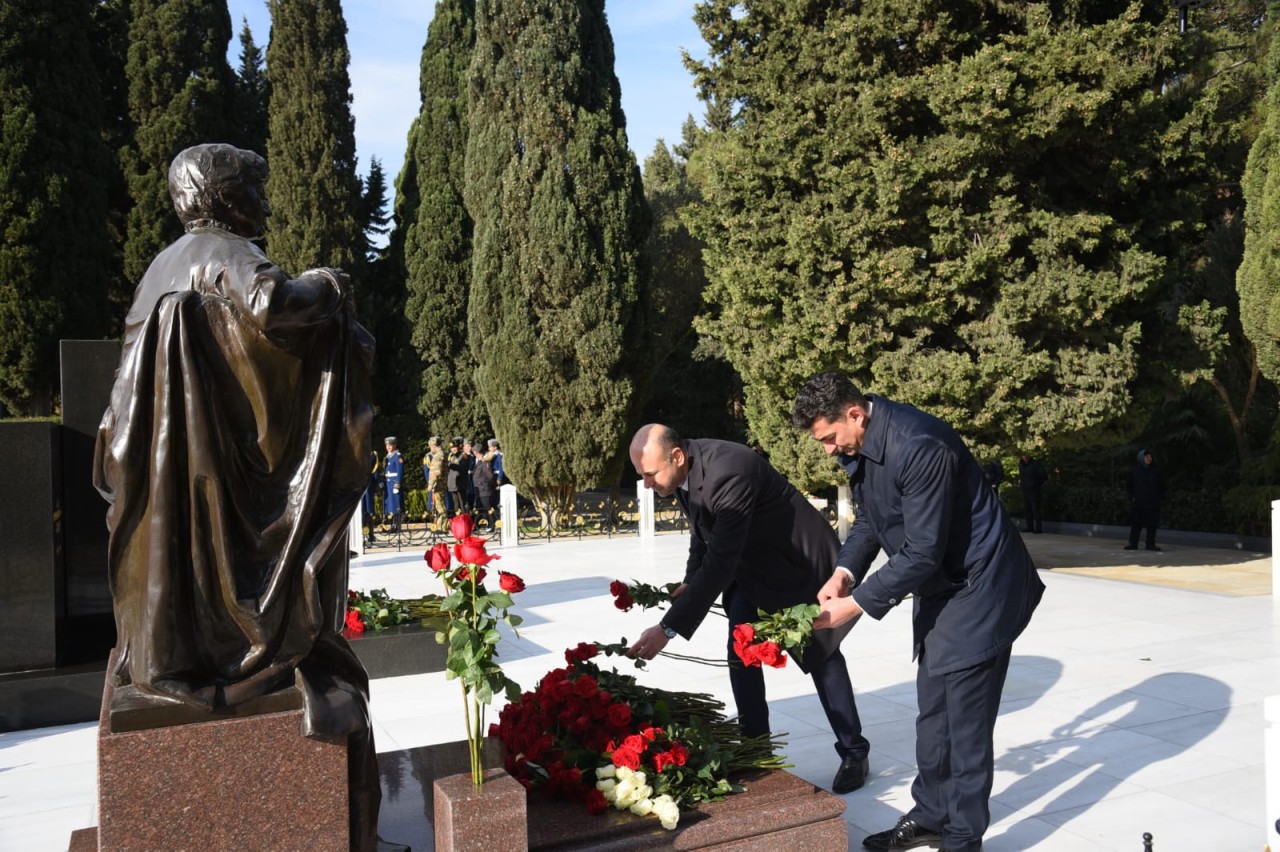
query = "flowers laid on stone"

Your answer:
(344, 587), (412, 635)
(427, 513), (524, 787)
(732, 603), (821, 669)
(344, 588), (444, 636)
(490, 641), (786, 830)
